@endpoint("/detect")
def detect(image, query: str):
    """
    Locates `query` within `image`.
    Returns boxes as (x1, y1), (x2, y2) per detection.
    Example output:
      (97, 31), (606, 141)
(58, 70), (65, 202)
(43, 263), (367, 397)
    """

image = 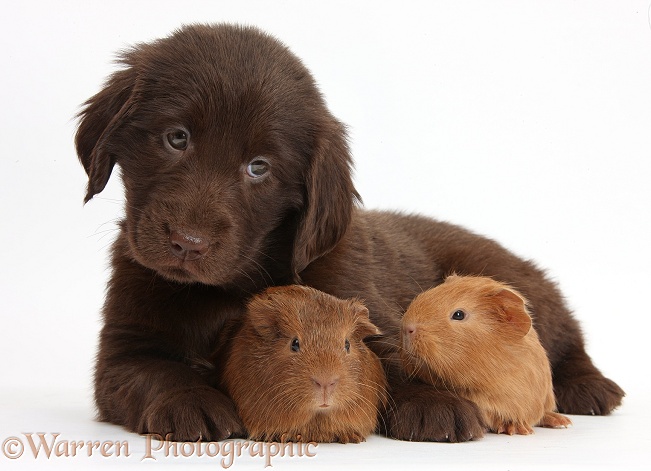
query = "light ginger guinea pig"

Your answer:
(220, 285), (387, 443)
(401, 275), (571, 435)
